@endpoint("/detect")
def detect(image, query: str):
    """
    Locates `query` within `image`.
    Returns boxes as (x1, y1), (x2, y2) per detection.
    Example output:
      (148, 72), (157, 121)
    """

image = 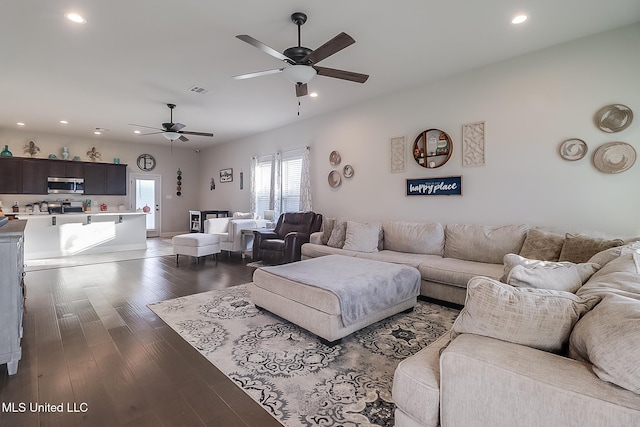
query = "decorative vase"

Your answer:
(62, 147), (69, 160)
(1, 145), (12, 157)
(142, 204), (151, 213)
